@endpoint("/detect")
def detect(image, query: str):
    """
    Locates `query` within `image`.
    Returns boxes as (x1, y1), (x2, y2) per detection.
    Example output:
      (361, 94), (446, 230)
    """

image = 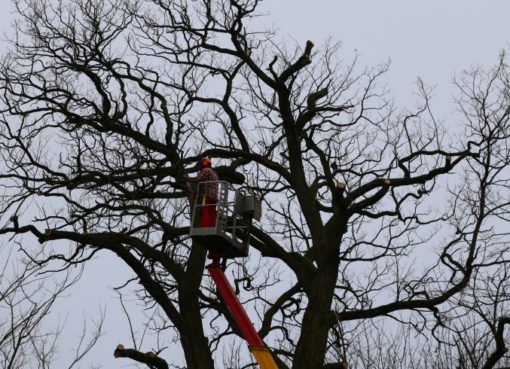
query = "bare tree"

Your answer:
(0, 247), (61, 369)
(1, 1), (510, 368)
(0, 242), (104, 369)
